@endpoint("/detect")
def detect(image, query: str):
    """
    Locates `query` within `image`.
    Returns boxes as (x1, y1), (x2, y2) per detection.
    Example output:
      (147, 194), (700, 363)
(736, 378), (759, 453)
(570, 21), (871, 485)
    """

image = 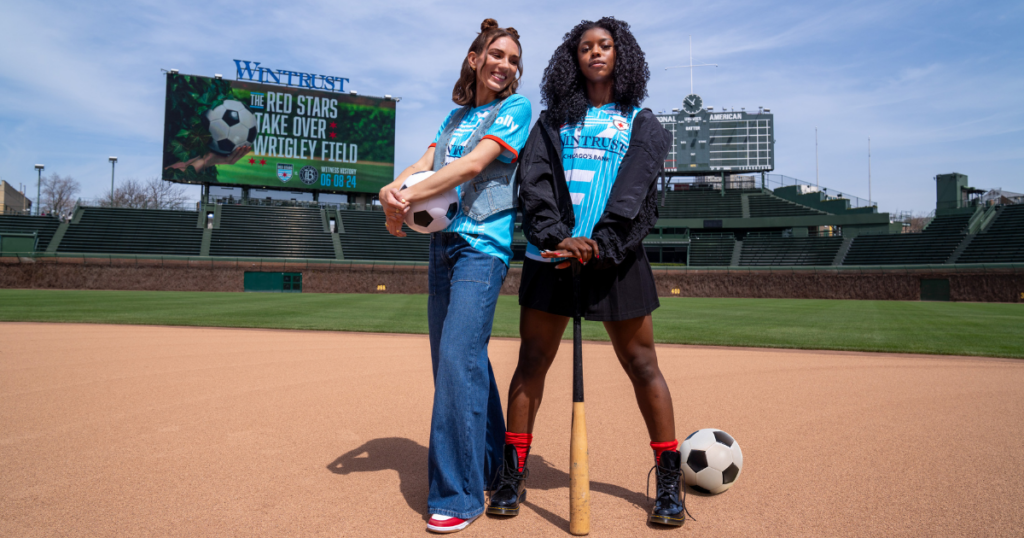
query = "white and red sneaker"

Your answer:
(426, 513), (479, 533)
